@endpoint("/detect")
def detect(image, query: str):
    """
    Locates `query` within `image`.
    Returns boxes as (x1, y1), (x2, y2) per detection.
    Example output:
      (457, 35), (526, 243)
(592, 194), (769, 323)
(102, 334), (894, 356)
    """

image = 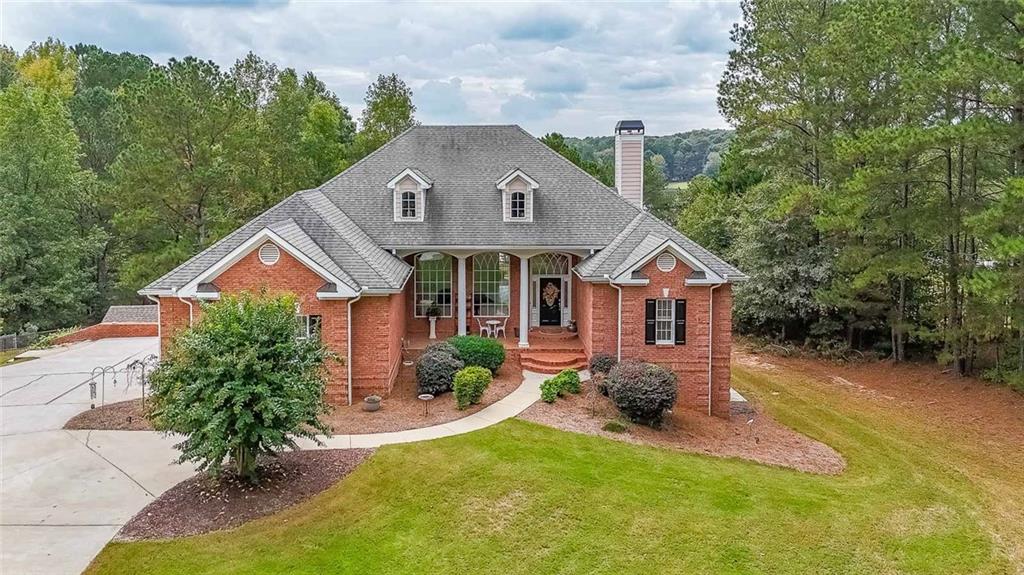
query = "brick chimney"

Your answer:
(614, 120), (644, 207)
